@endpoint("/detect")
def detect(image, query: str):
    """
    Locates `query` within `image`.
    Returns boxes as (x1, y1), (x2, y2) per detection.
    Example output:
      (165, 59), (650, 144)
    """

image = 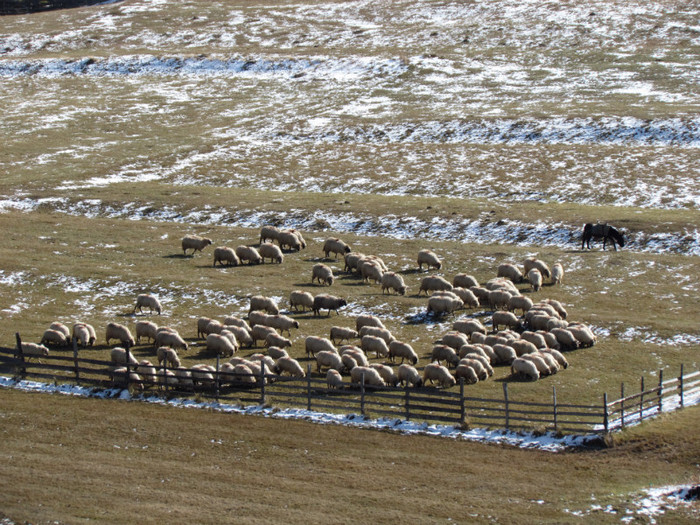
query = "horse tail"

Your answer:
(582, 223), (592, 249)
